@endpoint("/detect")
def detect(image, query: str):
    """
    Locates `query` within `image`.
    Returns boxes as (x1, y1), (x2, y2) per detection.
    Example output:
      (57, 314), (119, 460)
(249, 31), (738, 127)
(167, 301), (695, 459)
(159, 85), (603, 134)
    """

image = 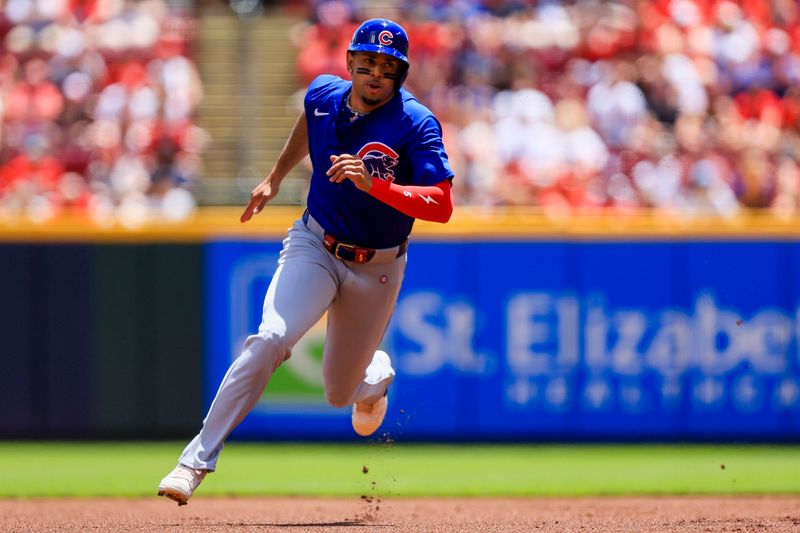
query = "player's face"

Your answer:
(347, 52), (401, 110)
